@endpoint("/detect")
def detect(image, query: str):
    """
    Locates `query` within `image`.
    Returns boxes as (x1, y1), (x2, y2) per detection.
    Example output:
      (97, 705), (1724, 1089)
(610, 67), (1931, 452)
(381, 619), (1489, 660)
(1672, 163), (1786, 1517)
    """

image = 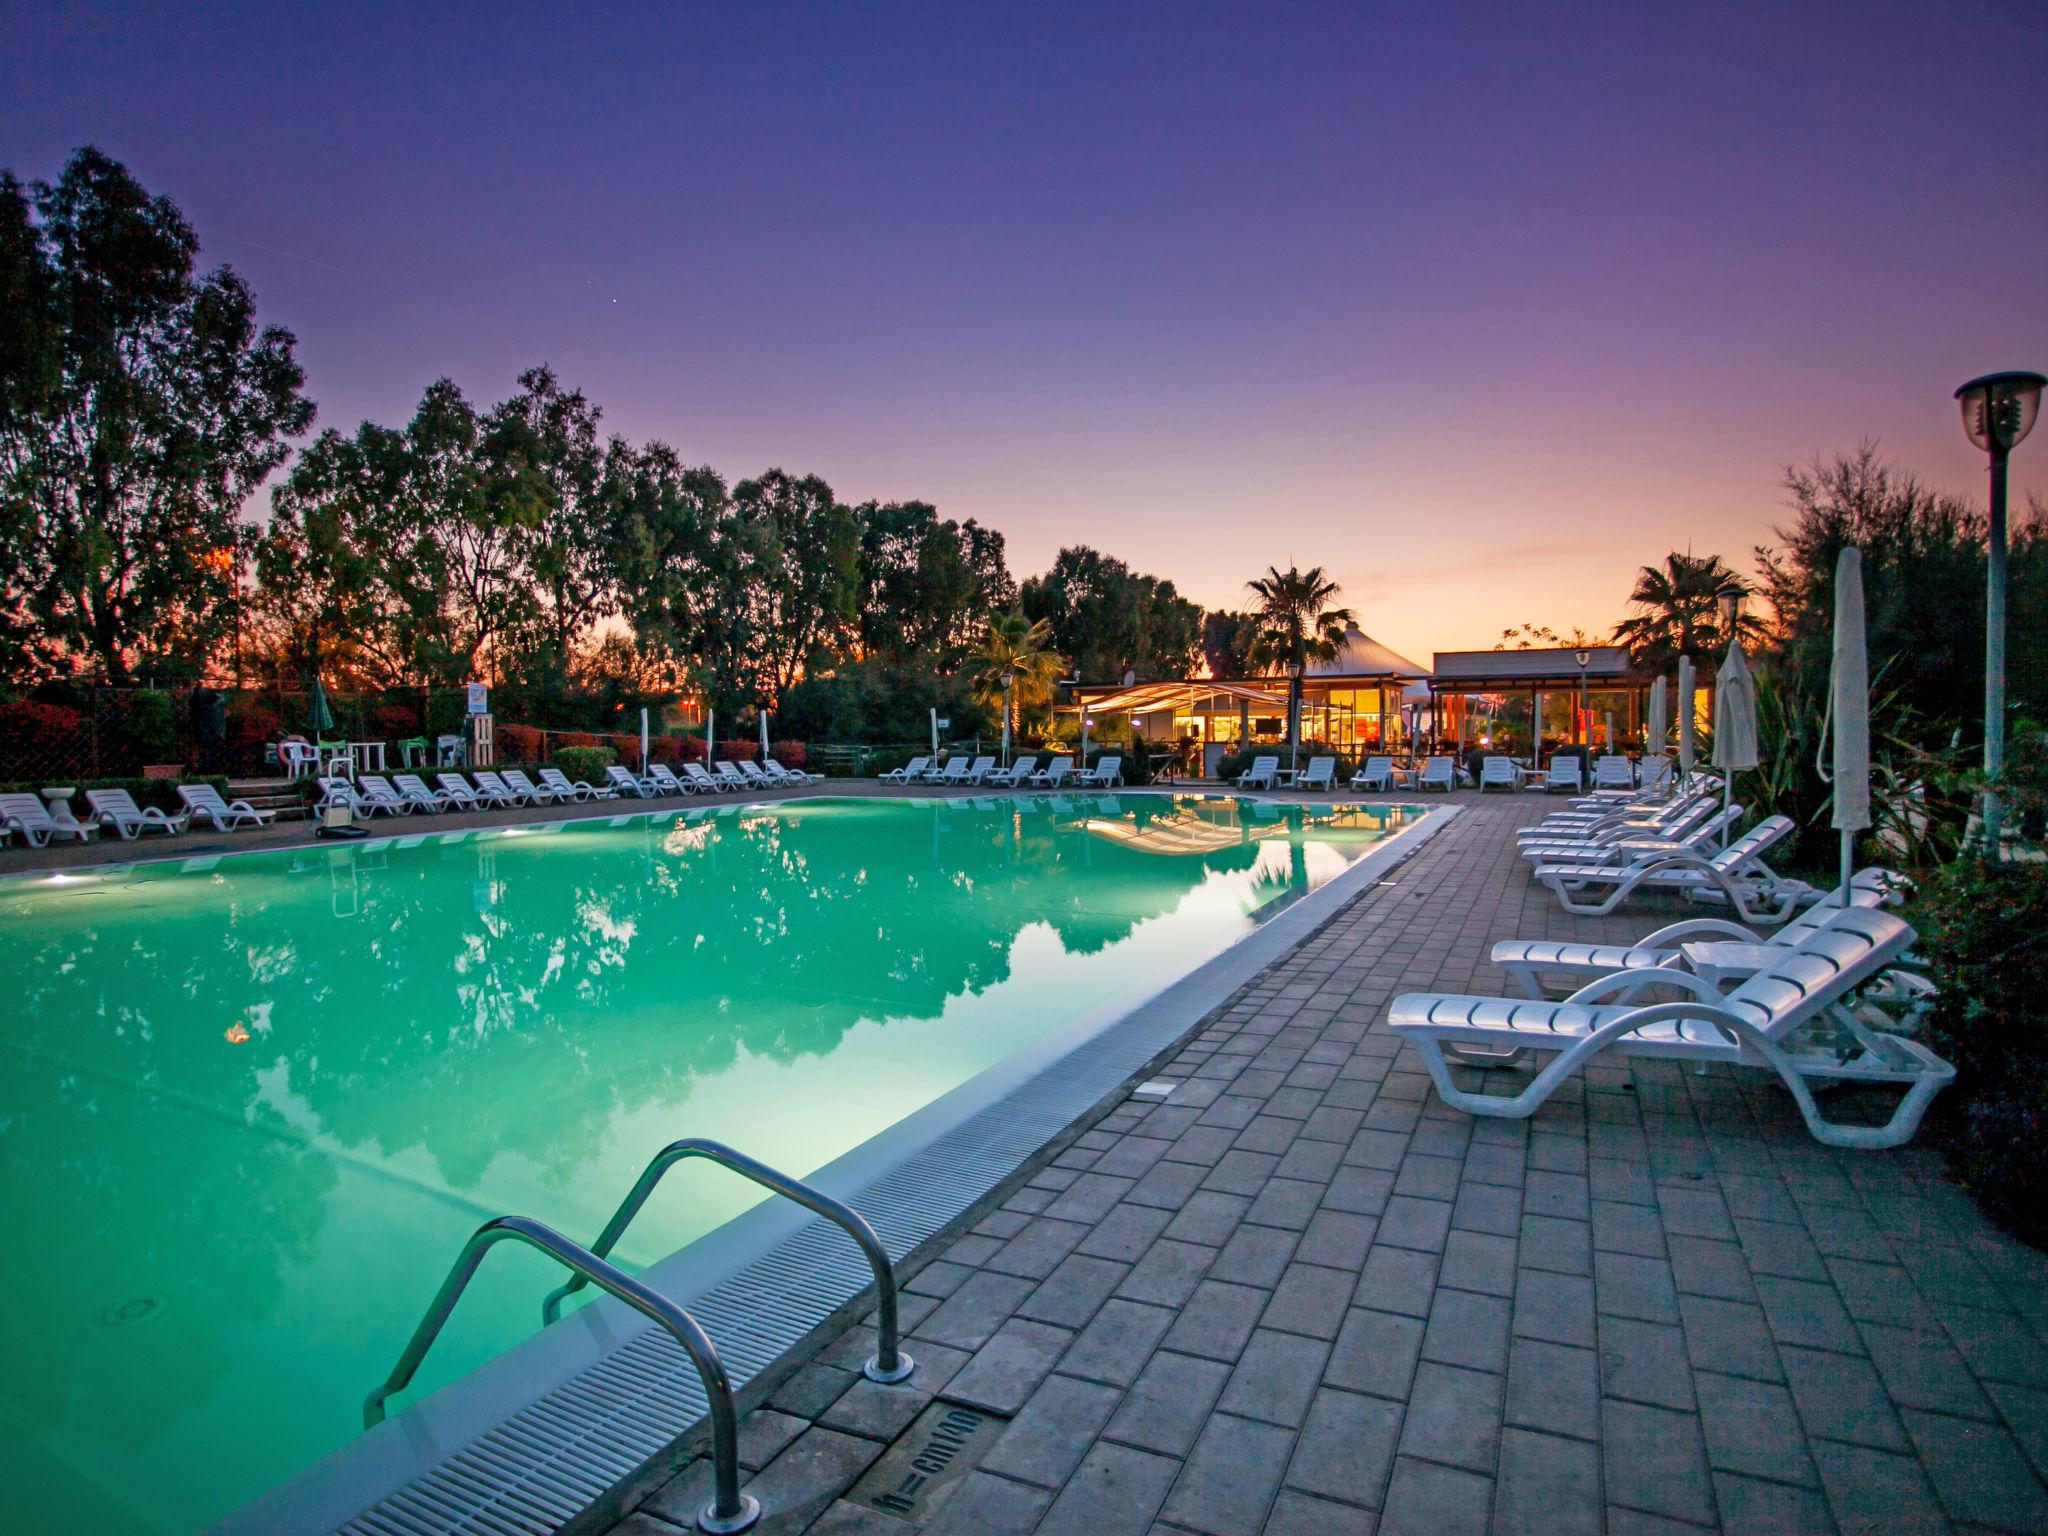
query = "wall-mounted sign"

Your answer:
(466, 683), (489, 716)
